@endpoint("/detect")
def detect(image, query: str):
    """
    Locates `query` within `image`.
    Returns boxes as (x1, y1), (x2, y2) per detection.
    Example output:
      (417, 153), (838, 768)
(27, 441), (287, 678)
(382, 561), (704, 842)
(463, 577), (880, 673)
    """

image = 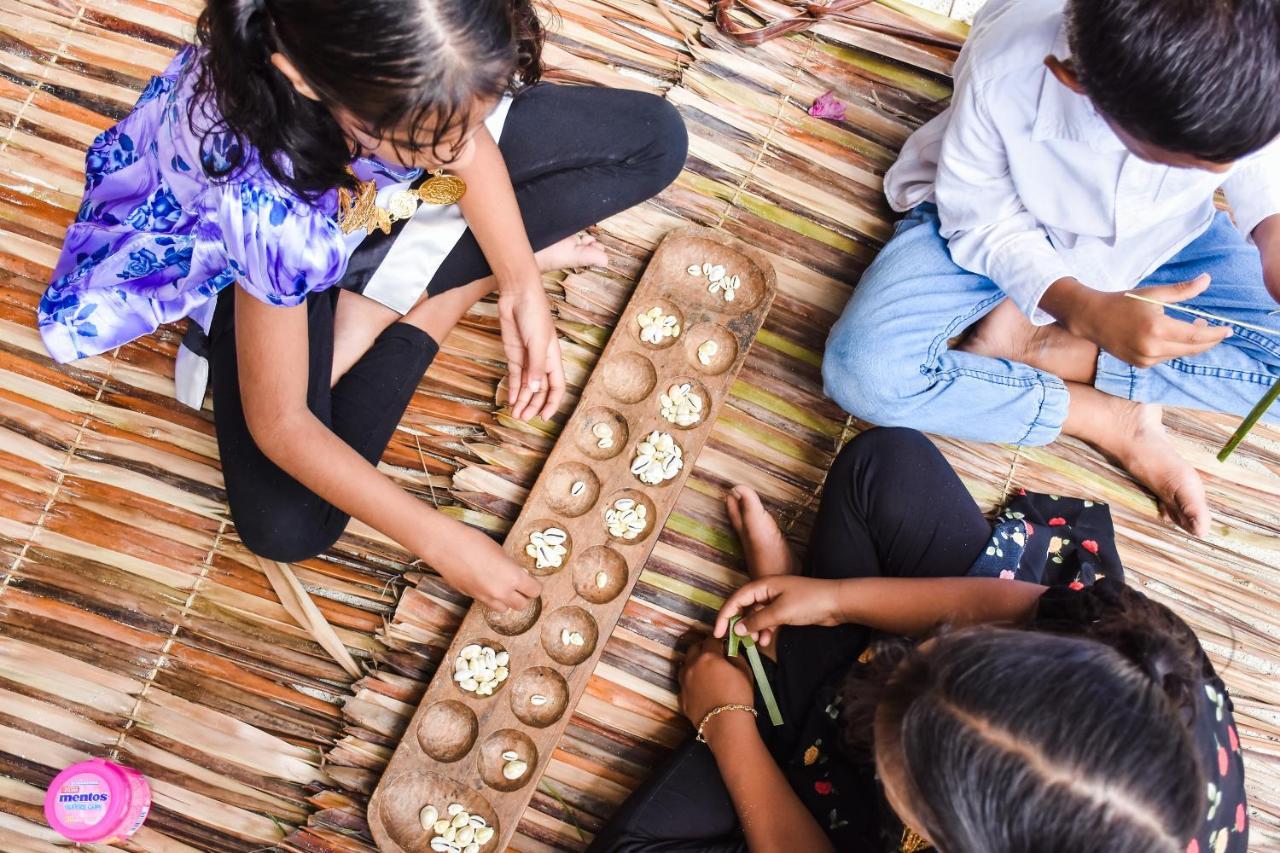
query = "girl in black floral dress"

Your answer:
(591, 428), (1247, 853)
